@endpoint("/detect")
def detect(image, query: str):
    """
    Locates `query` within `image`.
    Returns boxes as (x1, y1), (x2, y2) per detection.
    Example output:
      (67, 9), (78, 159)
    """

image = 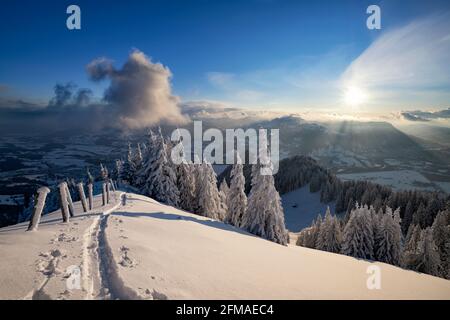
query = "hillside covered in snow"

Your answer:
(1, 192), (449, 300)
